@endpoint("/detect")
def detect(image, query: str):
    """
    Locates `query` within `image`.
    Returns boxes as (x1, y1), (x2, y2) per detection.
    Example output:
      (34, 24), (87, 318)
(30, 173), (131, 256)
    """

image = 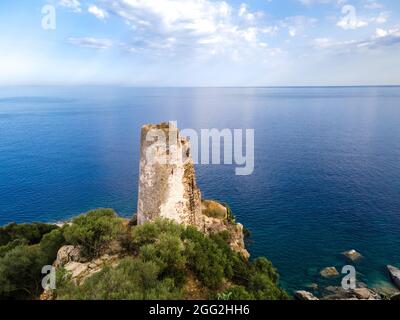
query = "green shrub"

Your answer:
(251, 257), (279, 284)
(247, 272), (289, 300)
(218, 285), (253, 300)
(0, 222), (57, 246)
(130, 219), (182, 249)
(64, 209), (124, 258)
(56, 258), (183, 300)
(222, 203), (236, 224)
(183, 227), (229, 289)
(0, 239), (28, 258)
(140, 232), (187, 286)
(0, 245), (47, 299)
(40, 228), (66, 264)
